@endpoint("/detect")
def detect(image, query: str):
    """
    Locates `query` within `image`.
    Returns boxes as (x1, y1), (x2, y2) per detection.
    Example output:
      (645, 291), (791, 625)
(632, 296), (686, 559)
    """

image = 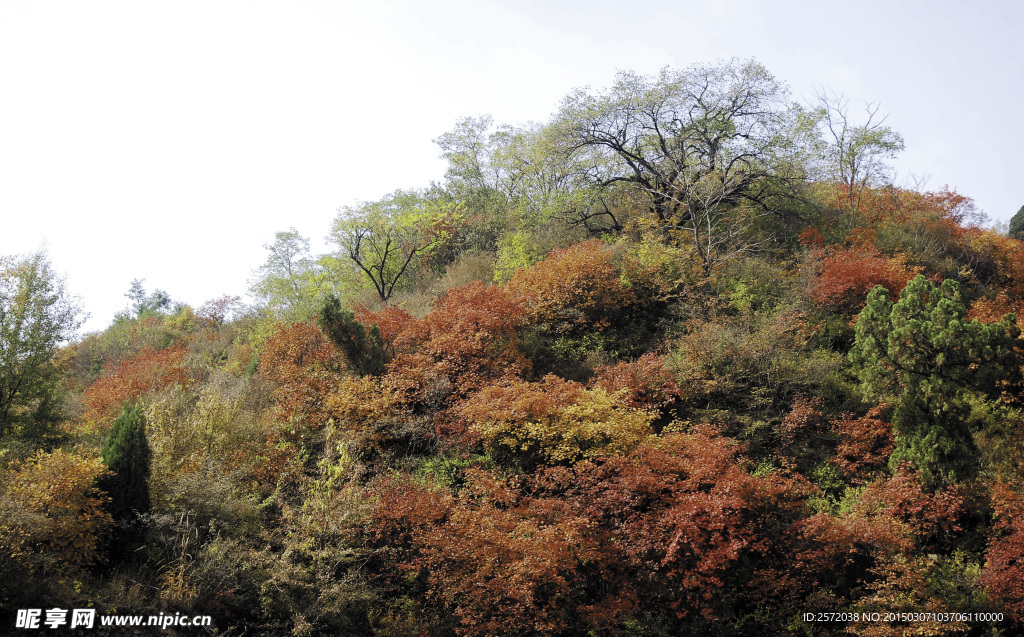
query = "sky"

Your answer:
(1, 0), (1021, 334)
